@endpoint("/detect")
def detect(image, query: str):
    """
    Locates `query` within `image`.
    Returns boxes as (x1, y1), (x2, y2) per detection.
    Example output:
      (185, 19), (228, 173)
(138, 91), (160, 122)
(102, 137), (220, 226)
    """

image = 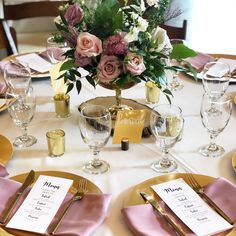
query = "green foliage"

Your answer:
(170, 44), (197, 60)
